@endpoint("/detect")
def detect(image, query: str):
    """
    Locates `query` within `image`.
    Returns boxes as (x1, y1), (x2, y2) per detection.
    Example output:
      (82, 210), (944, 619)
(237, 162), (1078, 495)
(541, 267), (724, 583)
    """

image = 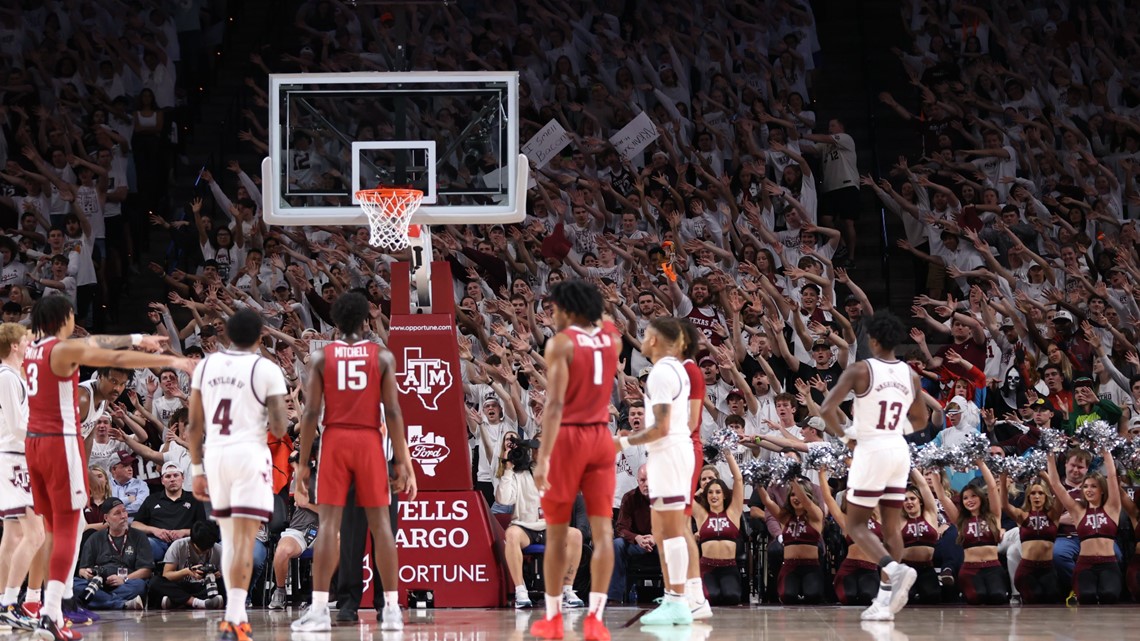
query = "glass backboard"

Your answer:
(262, 71), (526, 226)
